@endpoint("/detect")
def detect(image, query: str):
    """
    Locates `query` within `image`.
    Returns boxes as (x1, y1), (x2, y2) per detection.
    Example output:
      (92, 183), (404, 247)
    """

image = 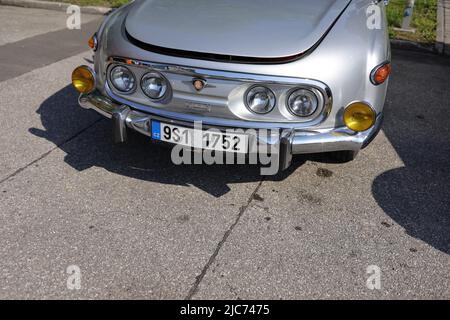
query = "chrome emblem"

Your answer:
(185, 102), (212, 113)
(193, 78), (206, 92)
